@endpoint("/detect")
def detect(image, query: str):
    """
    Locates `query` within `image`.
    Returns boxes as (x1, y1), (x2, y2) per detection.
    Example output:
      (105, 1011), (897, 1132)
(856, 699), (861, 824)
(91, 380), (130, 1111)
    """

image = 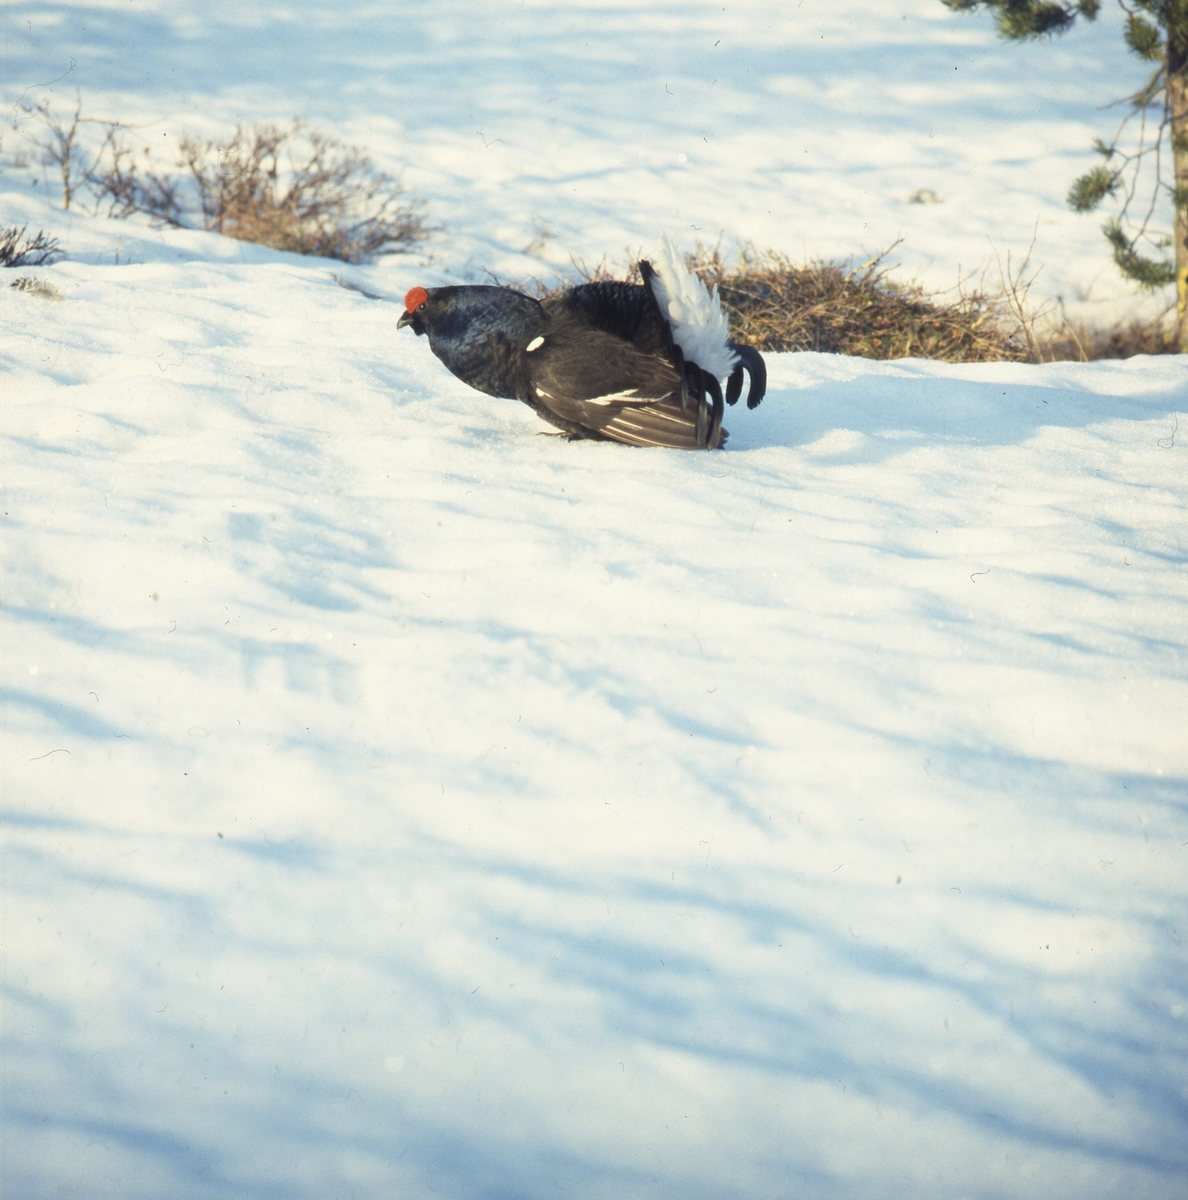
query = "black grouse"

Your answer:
(396, 235), (766, 449)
